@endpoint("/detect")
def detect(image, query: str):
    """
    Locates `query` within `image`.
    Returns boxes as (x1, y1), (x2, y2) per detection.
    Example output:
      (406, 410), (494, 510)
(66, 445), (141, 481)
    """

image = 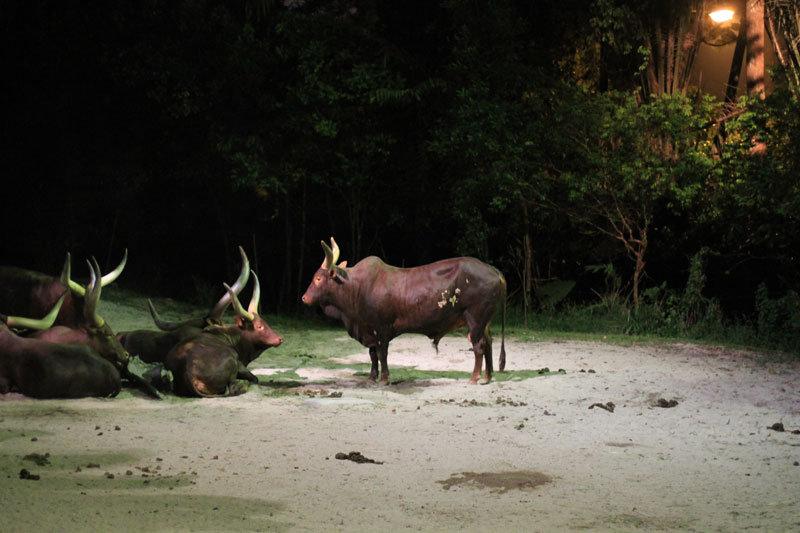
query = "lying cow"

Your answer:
(0, 251), (130, 367)
(301, 238), (506, 384)
(0, 251), (159, 398)
(118, 247), (251, 364)
(165, 271), (283, 396)
(0, 295), (121, 398)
